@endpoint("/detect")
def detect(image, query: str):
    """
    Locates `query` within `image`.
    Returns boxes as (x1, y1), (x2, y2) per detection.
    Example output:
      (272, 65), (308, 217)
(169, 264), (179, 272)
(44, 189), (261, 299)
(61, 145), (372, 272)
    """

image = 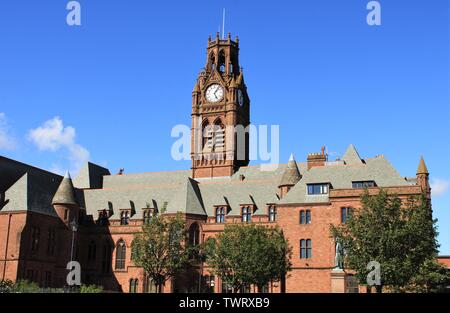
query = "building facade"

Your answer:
(0, 33), (432, 293)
